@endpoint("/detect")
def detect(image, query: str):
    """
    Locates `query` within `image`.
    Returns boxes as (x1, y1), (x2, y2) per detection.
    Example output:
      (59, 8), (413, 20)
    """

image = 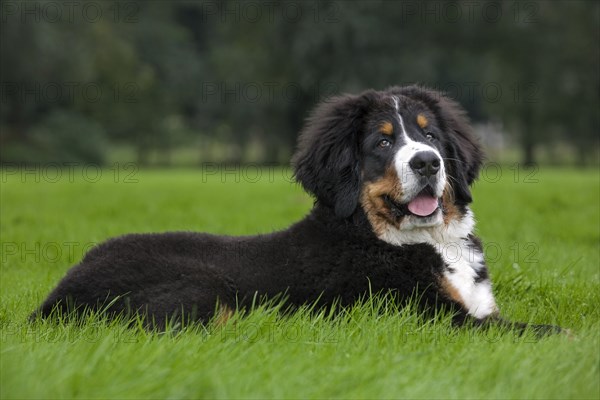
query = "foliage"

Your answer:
(1, 1), (598, 165)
